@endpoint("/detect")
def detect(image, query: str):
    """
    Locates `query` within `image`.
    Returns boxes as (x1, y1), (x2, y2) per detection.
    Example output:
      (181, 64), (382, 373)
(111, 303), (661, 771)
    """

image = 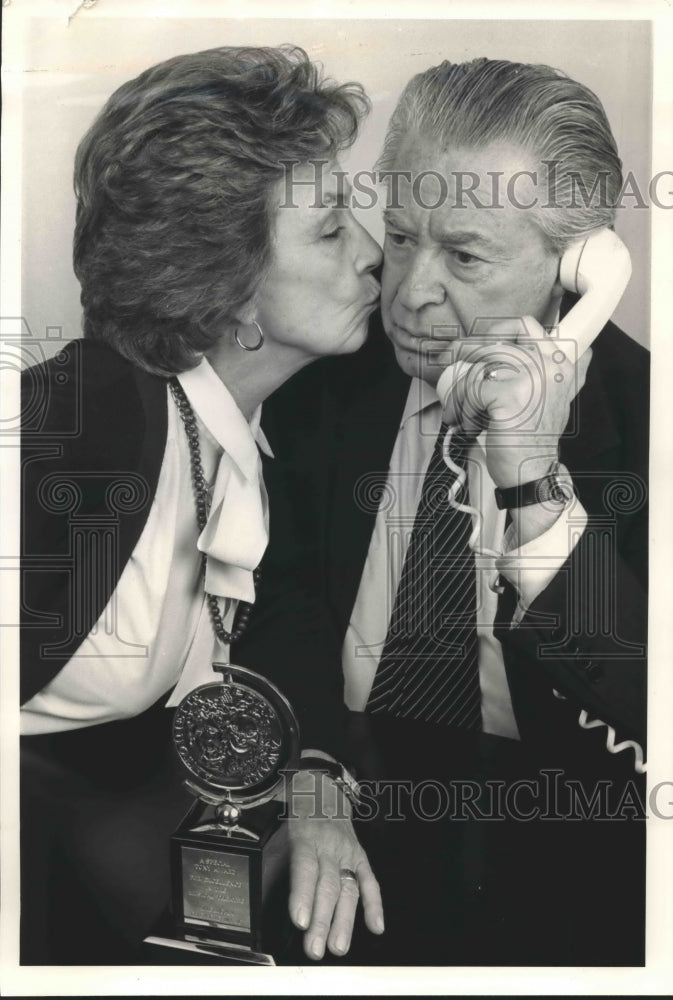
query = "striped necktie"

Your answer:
(367, 424), (482, 728)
